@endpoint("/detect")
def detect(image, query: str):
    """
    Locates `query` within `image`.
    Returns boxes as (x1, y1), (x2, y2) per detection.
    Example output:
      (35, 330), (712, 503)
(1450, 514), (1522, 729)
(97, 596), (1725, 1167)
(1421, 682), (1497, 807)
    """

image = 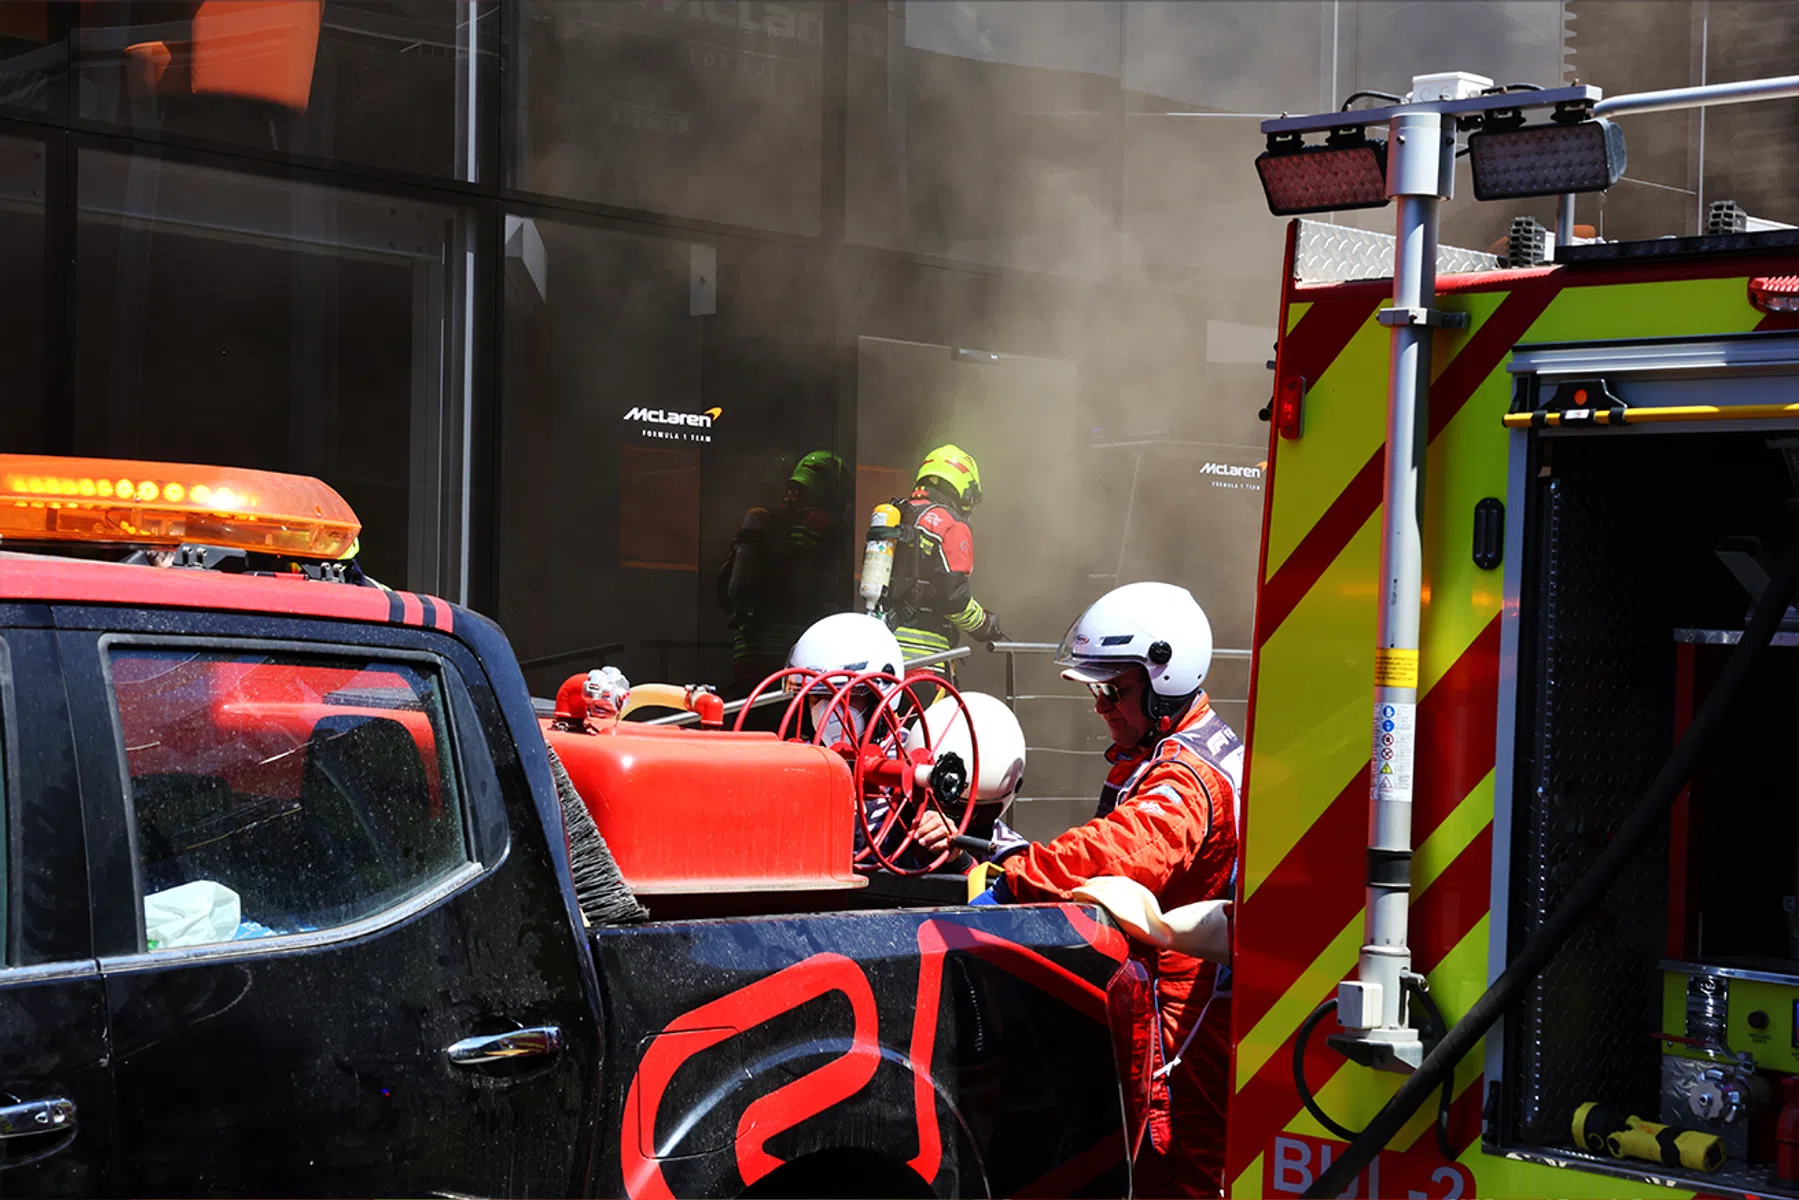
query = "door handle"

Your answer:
(0, 1098), (75, 1140)
(446, 1026), (562, 1065)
